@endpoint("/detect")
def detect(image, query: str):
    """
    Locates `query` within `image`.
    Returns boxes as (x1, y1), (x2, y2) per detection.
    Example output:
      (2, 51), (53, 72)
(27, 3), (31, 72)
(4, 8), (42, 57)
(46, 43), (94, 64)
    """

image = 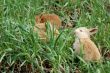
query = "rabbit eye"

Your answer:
(80, 30), (82, 32)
